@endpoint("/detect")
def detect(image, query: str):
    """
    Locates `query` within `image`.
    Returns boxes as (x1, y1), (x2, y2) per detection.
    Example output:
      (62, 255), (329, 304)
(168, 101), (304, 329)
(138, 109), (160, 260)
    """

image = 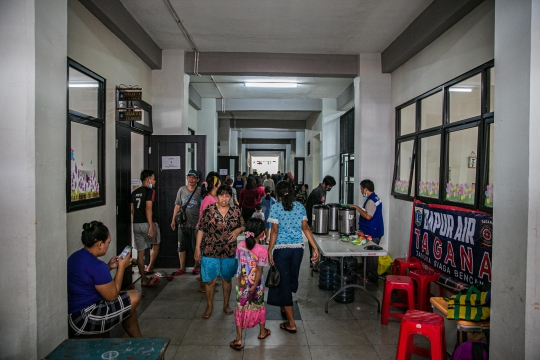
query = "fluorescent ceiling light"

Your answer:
(69, 83), (99, 88)
(449, 87), (472, 92)
(245, 82), (298, 88)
